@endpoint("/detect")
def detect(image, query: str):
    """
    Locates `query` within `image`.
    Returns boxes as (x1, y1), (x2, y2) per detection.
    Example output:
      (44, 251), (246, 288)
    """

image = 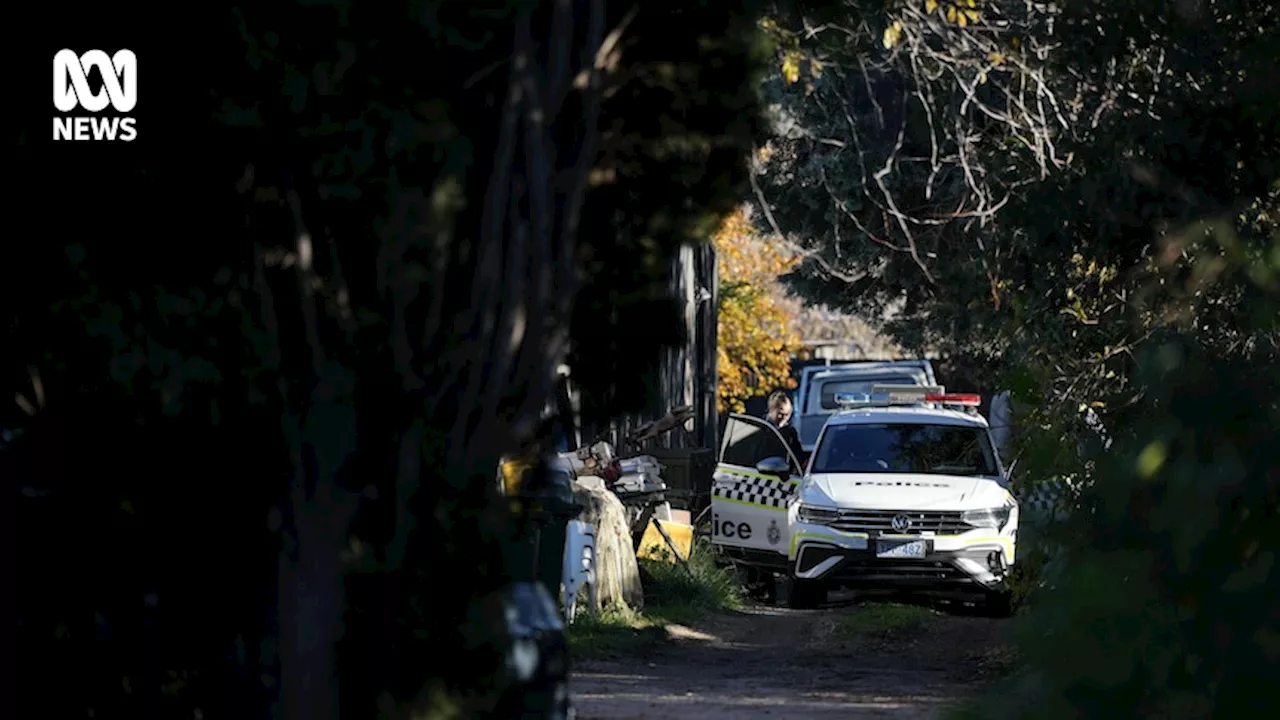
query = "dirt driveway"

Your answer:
(570, 595), (1015, 719)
